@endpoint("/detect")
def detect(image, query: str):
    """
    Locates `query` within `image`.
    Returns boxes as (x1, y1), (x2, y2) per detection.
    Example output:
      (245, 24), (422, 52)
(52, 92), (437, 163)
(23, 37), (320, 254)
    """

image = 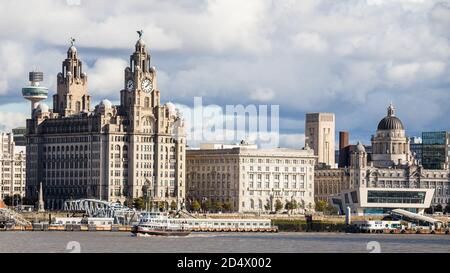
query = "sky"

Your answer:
(0, 0), (449, 148)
